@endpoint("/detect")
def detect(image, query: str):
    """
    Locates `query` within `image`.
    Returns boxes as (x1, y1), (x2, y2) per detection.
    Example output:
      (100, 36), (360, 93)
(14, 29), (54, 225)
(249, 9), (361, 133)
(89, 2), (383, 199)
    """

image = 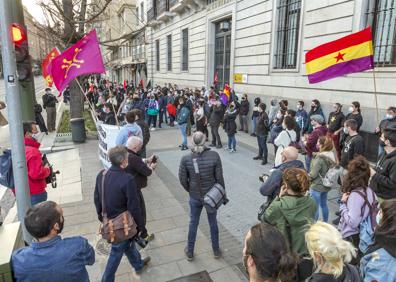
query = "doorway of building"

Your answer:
(214, 18), (232, 90)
